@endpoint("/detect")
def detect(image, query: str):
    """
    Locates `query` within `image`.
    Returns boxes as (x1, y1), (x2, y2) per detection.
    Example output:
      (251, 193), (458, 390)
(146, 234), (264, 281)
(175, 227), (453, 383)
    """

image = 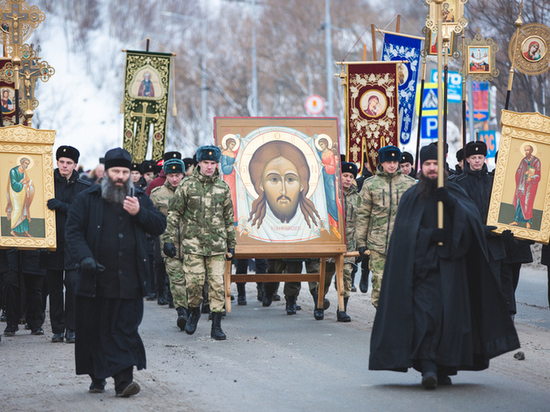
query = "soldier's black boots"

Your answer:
(210, 312), (226, 340)
(311, 290), (330, 320)
(336, 297), (351, 322)
(176, 307), (187, 331)
(185, 306), (201, 335)
(285, 295), (297, 315)
(237, 283), (247, 305)
(359, 267), (369, 293)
